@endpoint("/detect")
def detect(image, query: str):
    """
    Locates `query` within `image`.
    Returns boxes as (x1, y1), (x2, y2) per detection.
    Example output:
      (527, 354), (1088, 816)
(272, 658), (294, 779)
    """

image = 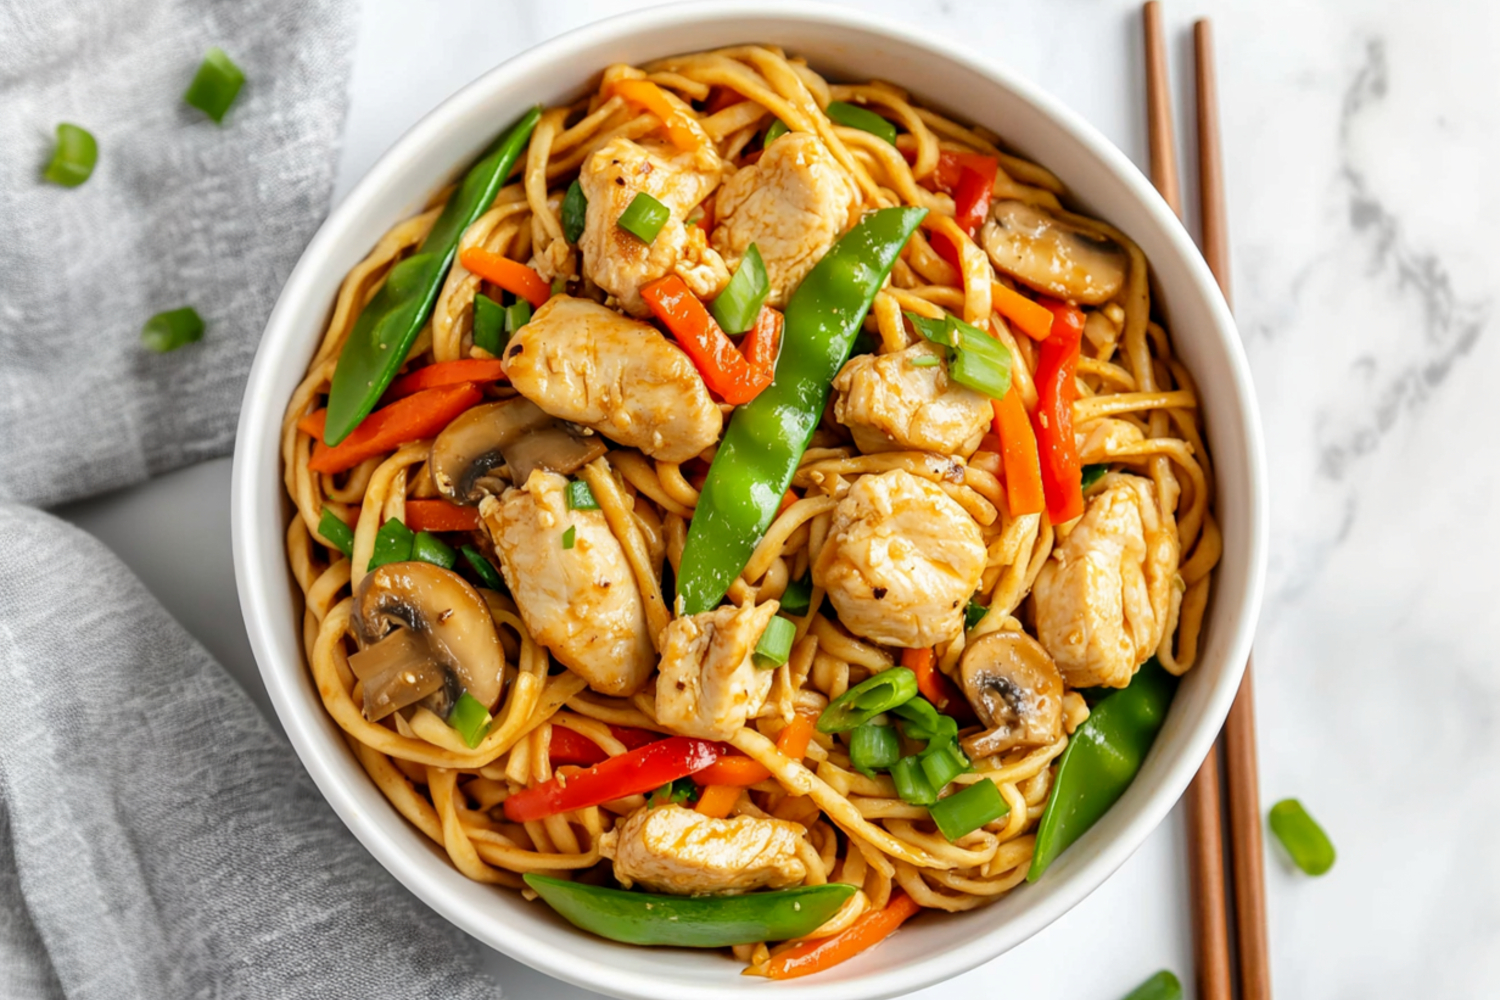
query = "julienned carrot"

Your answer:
(991, 282), (1054, 341)
(775, 714), (816, 762)
(308, 382), (483, 475)
(403, 499), (481, 533)
(384, 358), (508, 401)
(991, 384), (1046, 517)
(691, 754), (771, 788)
(611, 78), (704, 152)
(694, 784), (741, 819)
(297, 409), (327, 438)
(641, 274), (771, 405)
(901, 647), (974, 723)
(458, 247), (551, 309)
(762, 892), (922, 980)
(740, 305), (784, 380)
